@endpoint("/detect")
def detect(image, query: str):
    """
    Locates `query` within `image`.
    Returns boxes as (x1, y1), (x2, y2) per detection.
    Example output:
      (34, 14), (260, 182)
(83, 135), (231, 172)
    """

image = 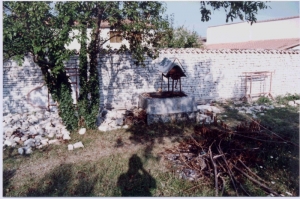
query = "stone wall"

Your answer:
(3, 49), (300, 114)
